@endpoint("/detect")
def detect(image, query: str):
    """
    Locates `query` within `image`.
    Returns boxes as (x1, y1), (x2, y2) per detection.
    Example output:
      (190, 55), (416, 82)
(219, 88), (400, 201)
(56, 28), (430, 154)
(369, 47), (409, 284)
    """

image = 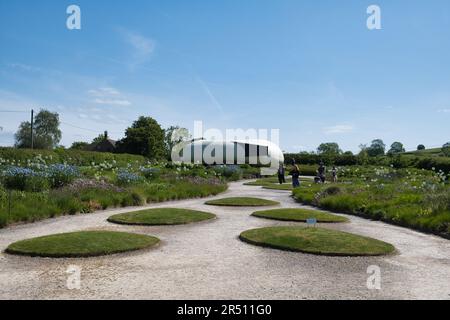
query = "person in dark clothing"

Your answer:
(277, 163), (286, 184)
(290, 160), (300, 188)
(318, 161), (326, 183)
